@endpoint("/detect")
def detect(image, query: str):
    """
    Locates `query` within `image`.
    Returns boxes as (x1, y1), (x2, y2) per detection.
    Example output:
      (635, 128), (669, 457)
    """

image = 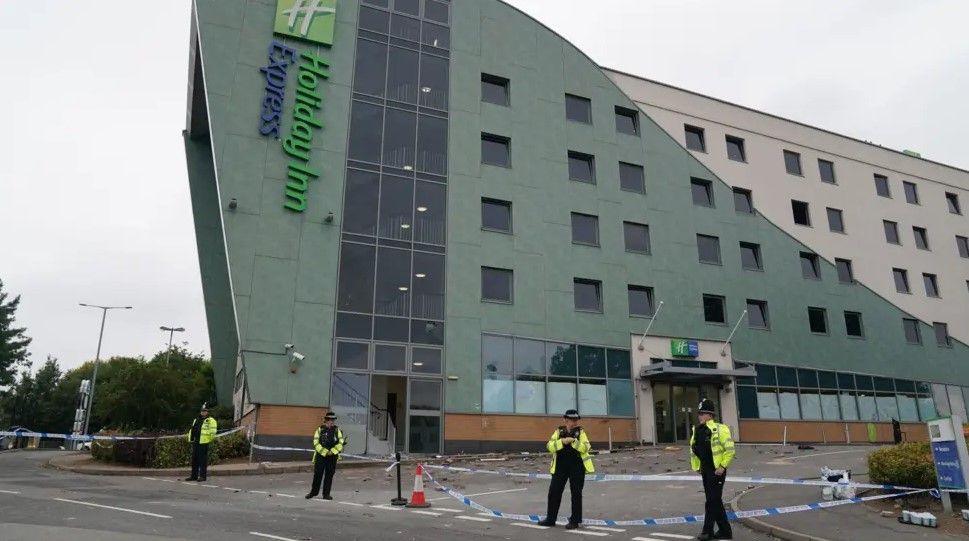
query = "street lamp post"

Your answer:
(79, 303), (132, 437)
(160, 325), (186, 365)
